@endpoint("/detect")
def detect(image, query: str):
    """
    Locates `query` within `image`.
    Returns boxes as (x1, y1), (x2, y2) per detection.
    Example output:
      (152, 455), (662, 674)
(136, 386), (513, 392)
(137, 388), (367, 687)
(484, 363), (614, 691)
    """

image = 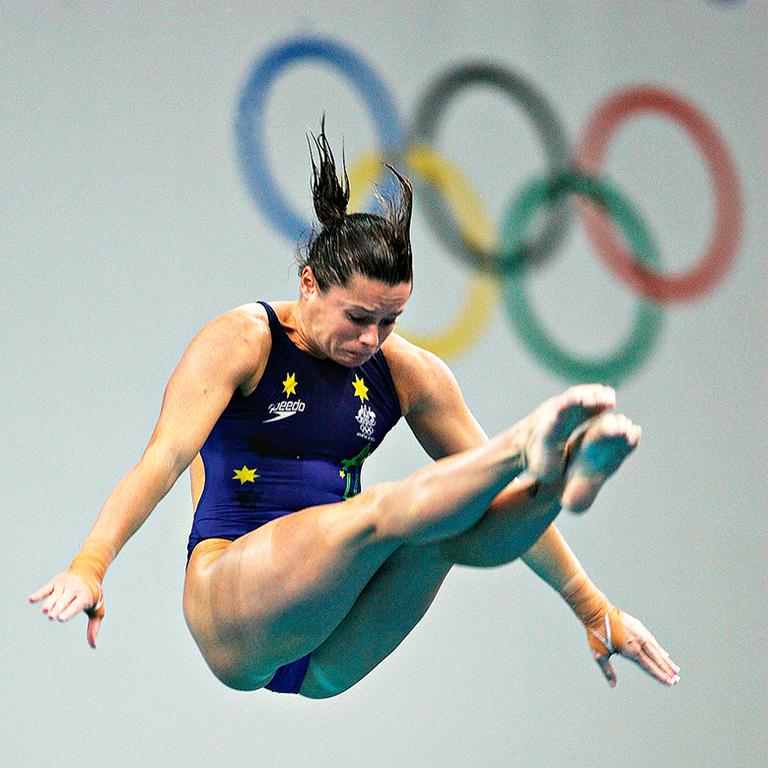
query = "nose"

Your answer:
(359, 323), (379, 349)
